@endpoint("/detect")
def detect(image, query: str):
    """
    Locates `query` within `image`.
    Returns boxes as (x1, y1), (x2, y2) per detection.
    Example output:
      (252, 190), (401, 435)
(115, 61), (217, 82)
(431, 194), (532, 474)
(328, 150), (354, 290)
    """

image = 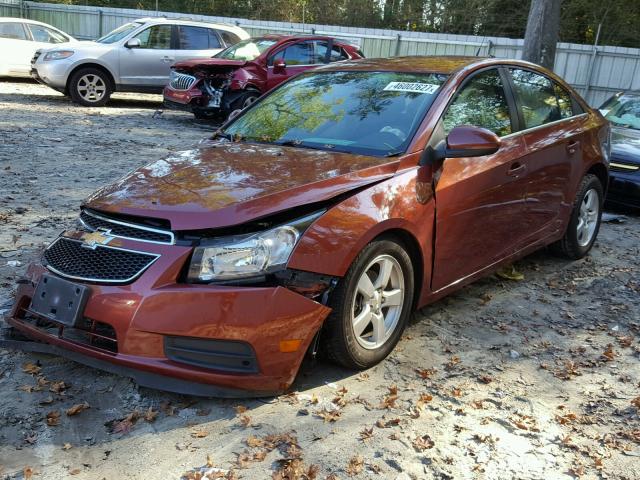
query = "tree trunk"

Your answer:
(522, 0), (562, 70)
